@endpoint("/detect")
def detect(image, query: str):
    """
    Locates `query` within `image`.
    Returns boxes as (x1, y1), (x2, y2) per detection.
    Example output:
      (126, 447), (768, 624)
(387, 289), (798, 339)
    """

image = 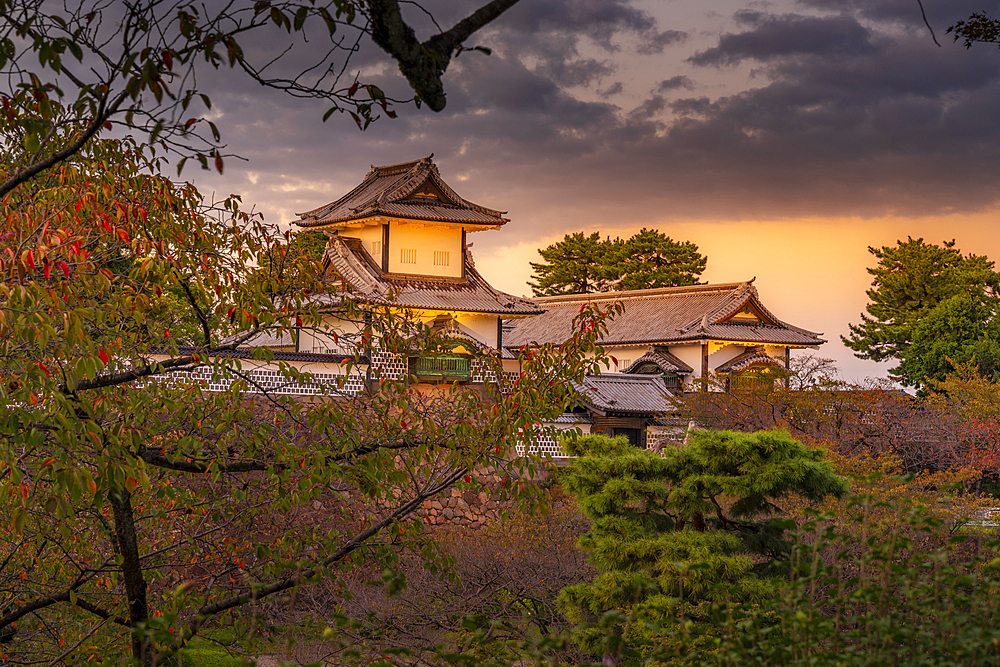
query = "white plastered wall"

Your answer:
(707, 342), (747, 370)
(455, 312), (500, 348)
(343, 224), (384, 261)
(387, 221), (463, 278)
(298, 314), (366, 354)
